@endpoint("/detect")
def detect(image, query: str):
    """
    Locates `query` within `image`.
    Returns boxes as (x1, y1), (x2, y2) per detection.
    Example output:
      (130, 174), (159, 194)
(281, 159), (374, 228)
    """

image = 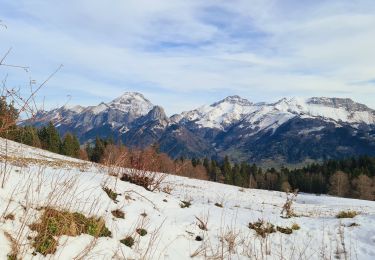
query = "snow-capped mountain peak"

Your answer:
(178, 95), (257, 129)
(108, 92), (154, 115)
(212, 95), (253, 106)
